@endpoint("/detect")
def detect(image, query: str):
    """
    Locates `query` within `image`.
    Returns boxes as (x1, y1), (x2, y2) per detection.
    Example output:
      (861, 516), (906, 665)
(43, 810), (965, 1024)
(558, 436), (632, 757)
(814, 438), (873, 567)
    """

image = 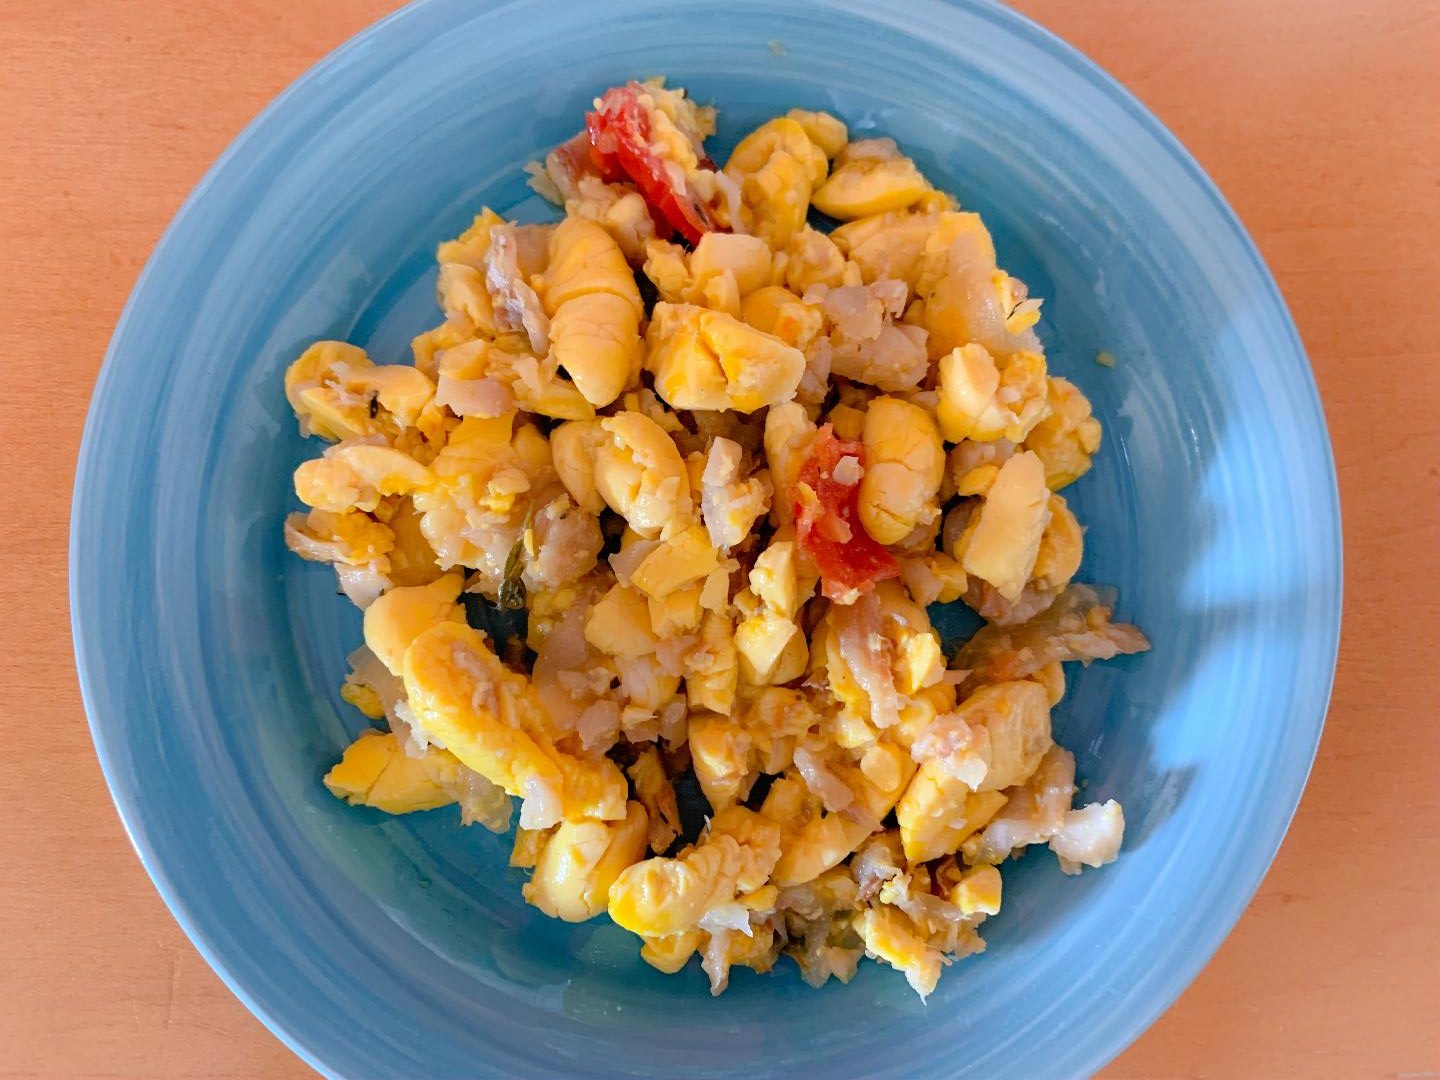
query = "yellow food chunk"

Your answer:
(961, 451), (1052, 601)
(856, 904), (944, 1000)
(382, 498), (443, 587)
(1030, 660), (1066, 707)
(628, 748), (683, 854)
(735, 610), (805, 685)
(646, 583), (705, 637)
(539, 217), (643, 407)
(785, 108), (849, 159)
(686, 610), (739, 715)
(763, 402), (817, 526)
(361, 572), (465, 676)
(1032, 494), (1084, 590)
(286, 341), (437, 443)
(858, 397), (945, 545)
(823, 582), (944, 731)
(585, 583), (660, 659)
(283, 508), (394, 568)
(549, 418), (607, 514)
(724, 117), (828, 248)
(741, 285), (825, 352)
(403, 621), (625, 826)
(831, 210), (937, 287)
(688, 232), (775, 297)
(918, 212), (1040, 360)
(1023, 376), (1104, 489)
(510, 826), (550, 869)
(640, 930), (703, 974)
(897, 771), (1008, 864)
(783, 227), (849, 294)
(950, 864), (1003, 916)
(646, 303), (805, 414)
(524, 801), (650, 922)
(324, 729), (456, 815)
(608, 834), (742, 937)
(689, 712), (754, 813)
(593, 410), (694, 539)
(967, 680), (1054, 791)
(811, 140), (929, 220)
(749, 540), (800, 618)
(411, 315), (477, 381)
(294, 445), (433, 514)
(630, 524), (719, 600)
